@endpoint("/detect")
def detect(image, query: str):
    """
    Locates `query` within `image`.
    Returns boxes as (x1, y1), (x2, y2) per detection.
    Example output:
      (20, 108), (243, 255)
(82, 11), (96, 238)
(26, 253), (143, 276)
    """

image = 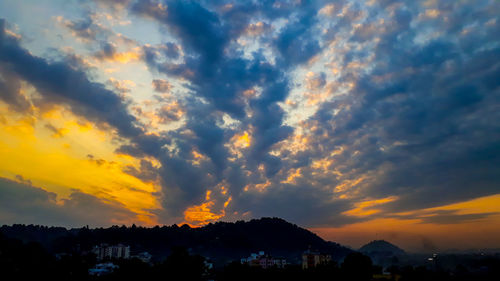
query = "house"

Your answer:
(241, 251), (287, 269)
